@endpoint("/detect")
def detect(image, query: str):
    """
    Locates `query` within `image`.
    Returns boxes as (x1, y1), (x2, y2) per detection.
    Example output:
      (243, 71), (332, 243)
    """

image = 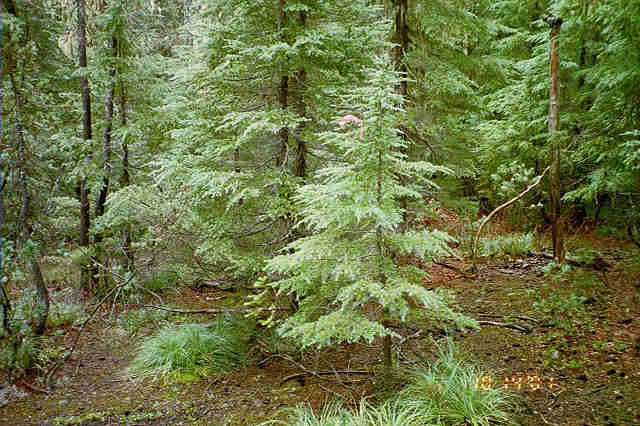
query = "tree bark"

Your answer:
(545, 14), (564, 264)
(29, 258), (49, 337)
(77, 0), (93, 287)
(294, 11), (307, 180)
(0, 156), (10, 337)
(275, 0), (289, 169)
(119, 82), (133, 272)
(8, 69), (28, 243)
(3, 5), (50, 337)
(94, 36), (116, 241)
(393, 0), (410, 231)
